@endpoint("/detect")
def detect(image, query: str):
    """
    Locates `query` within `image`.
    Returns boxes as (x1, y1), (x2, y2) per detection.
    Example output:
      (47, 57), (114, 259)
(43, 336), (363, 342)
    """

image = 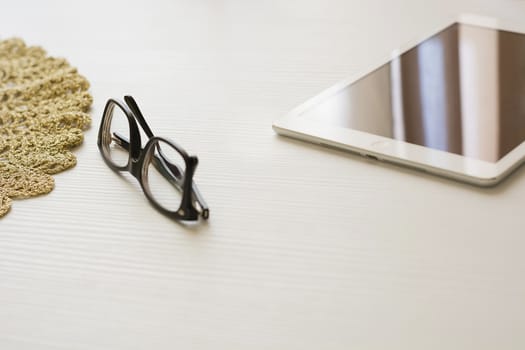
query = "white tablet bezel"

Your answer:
(272, 14), (525, 186)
